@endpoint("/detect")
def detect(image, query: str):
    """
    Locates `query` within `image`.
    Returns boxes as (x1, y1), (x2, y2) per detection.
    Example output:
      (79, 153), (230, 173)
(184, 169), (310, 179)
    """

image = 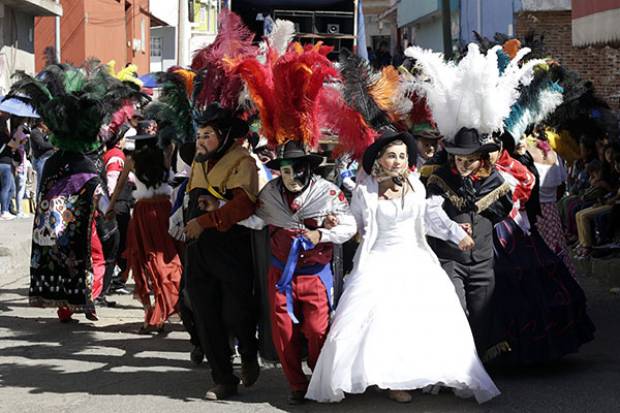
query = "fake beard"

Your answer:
(194, 152), (210, 162)
(371, 160), (409, 185)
